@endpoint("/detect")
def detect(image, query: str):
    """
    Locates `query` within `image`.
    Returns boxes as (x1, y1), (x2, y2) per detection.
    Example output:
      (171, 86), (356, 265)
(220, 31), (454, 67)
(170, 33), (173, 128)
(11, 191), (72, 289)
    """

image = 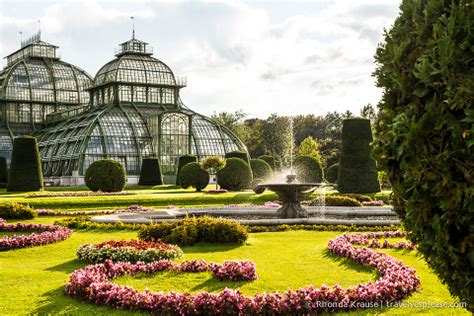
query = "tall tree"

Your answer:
(360, 104), (377, 123)
(298, 136), (322, 163)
